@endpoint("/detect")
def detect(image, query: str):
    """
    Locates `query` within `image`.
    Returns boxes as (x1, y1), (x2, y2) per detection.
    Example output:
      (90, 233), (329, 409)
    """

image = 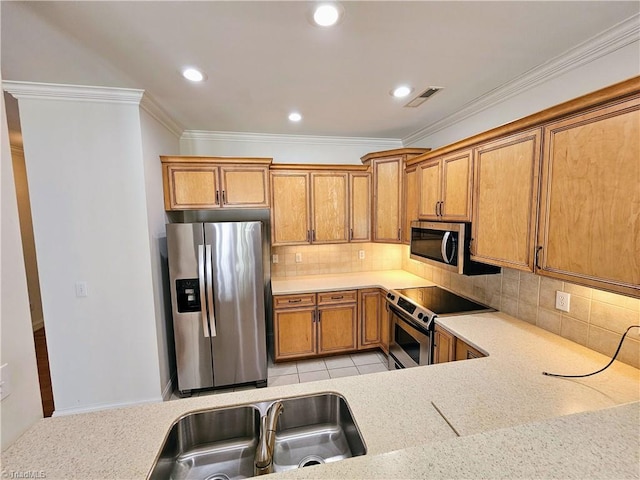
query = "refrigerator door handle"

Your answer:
(198, 244), (211, 338)
(205, 244), (218, 337)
